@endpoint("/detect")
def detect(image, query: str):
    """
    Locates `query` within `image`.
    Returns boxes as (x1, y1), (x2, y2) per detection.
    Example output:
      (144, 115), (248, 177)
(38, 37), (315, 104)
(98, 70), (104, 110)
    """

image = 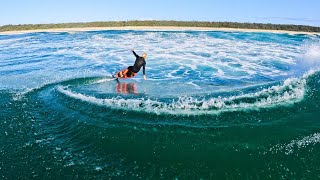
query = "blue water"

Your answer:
(1, 30), (320, 179)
